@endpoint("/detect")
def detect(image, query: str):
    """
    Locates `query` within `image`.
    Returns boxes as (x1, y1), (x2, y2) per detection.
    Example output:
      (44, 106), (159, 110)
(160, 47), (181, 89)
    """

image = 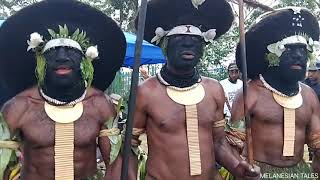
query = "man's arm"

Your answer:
(305, 88), (320, 173)
(96, 92), (139, 179)
(212, 82), (242, 173)
(132, 85), (148, 146)
(102, 85), (148, 180)
(96, 94), (116, 168)
(230, 88), (245, 124)
(212, 82), (259, 179)
(230, 81), (257, 124)
(1, 97), (26, 134)
(0, 97), (26, 179)
(127, 85), (148, 179)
